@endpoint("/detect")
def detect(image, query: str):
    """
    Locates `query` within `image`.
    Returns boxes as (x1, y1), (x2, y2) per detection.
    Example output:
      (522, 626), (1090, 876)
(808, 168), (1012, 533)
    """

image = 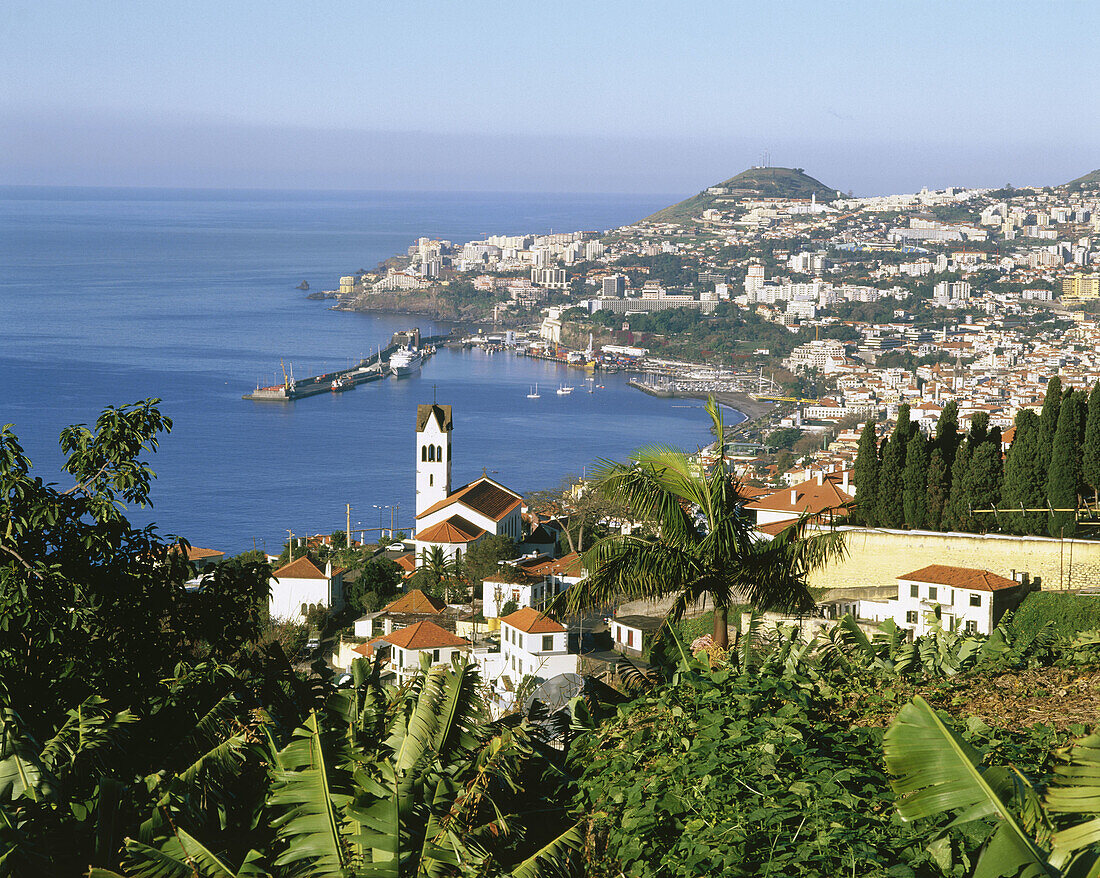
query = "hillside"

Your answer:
(644, 166), (841, 223)
(1065, 168), (1100, 188)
